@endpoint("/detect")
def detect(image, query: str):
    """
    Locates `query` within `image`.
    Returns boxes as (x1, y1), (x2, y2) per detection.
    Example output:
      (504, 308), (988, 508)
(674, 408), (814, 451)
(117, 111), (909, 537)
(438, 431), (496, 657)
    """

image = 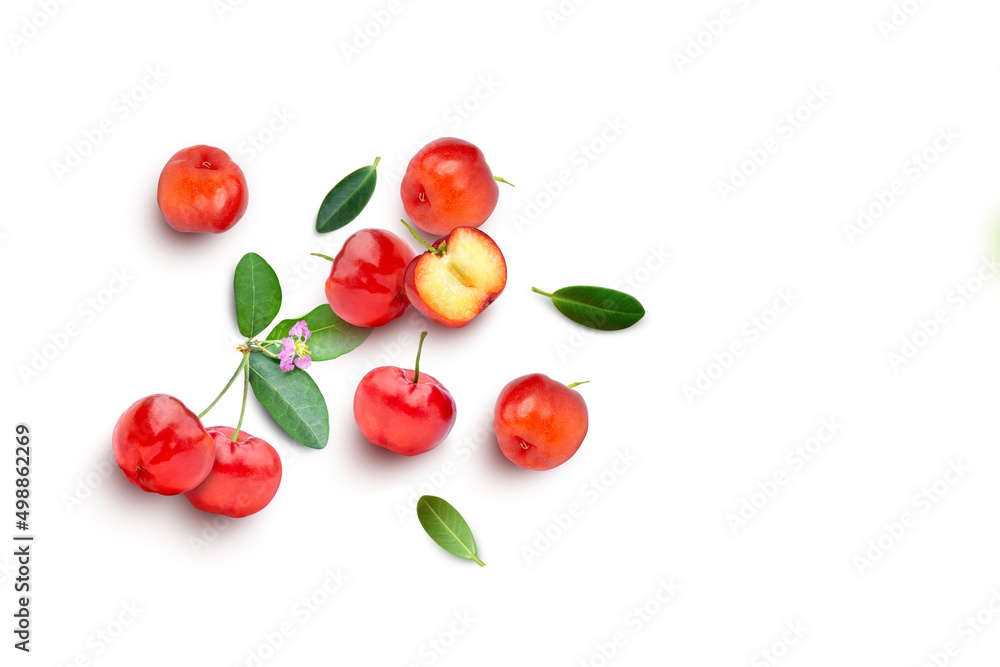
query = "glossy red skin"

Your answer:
(185, 427), (282, 518)
(401, 138), (500, 235)
(325, 229), (417, 327)
(403, 228), (506, 328)
(494, 374), (589, 471)
(157, 145), (248, 233)
(354, 366), (457, 456)
(112, 394), (216, 495)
